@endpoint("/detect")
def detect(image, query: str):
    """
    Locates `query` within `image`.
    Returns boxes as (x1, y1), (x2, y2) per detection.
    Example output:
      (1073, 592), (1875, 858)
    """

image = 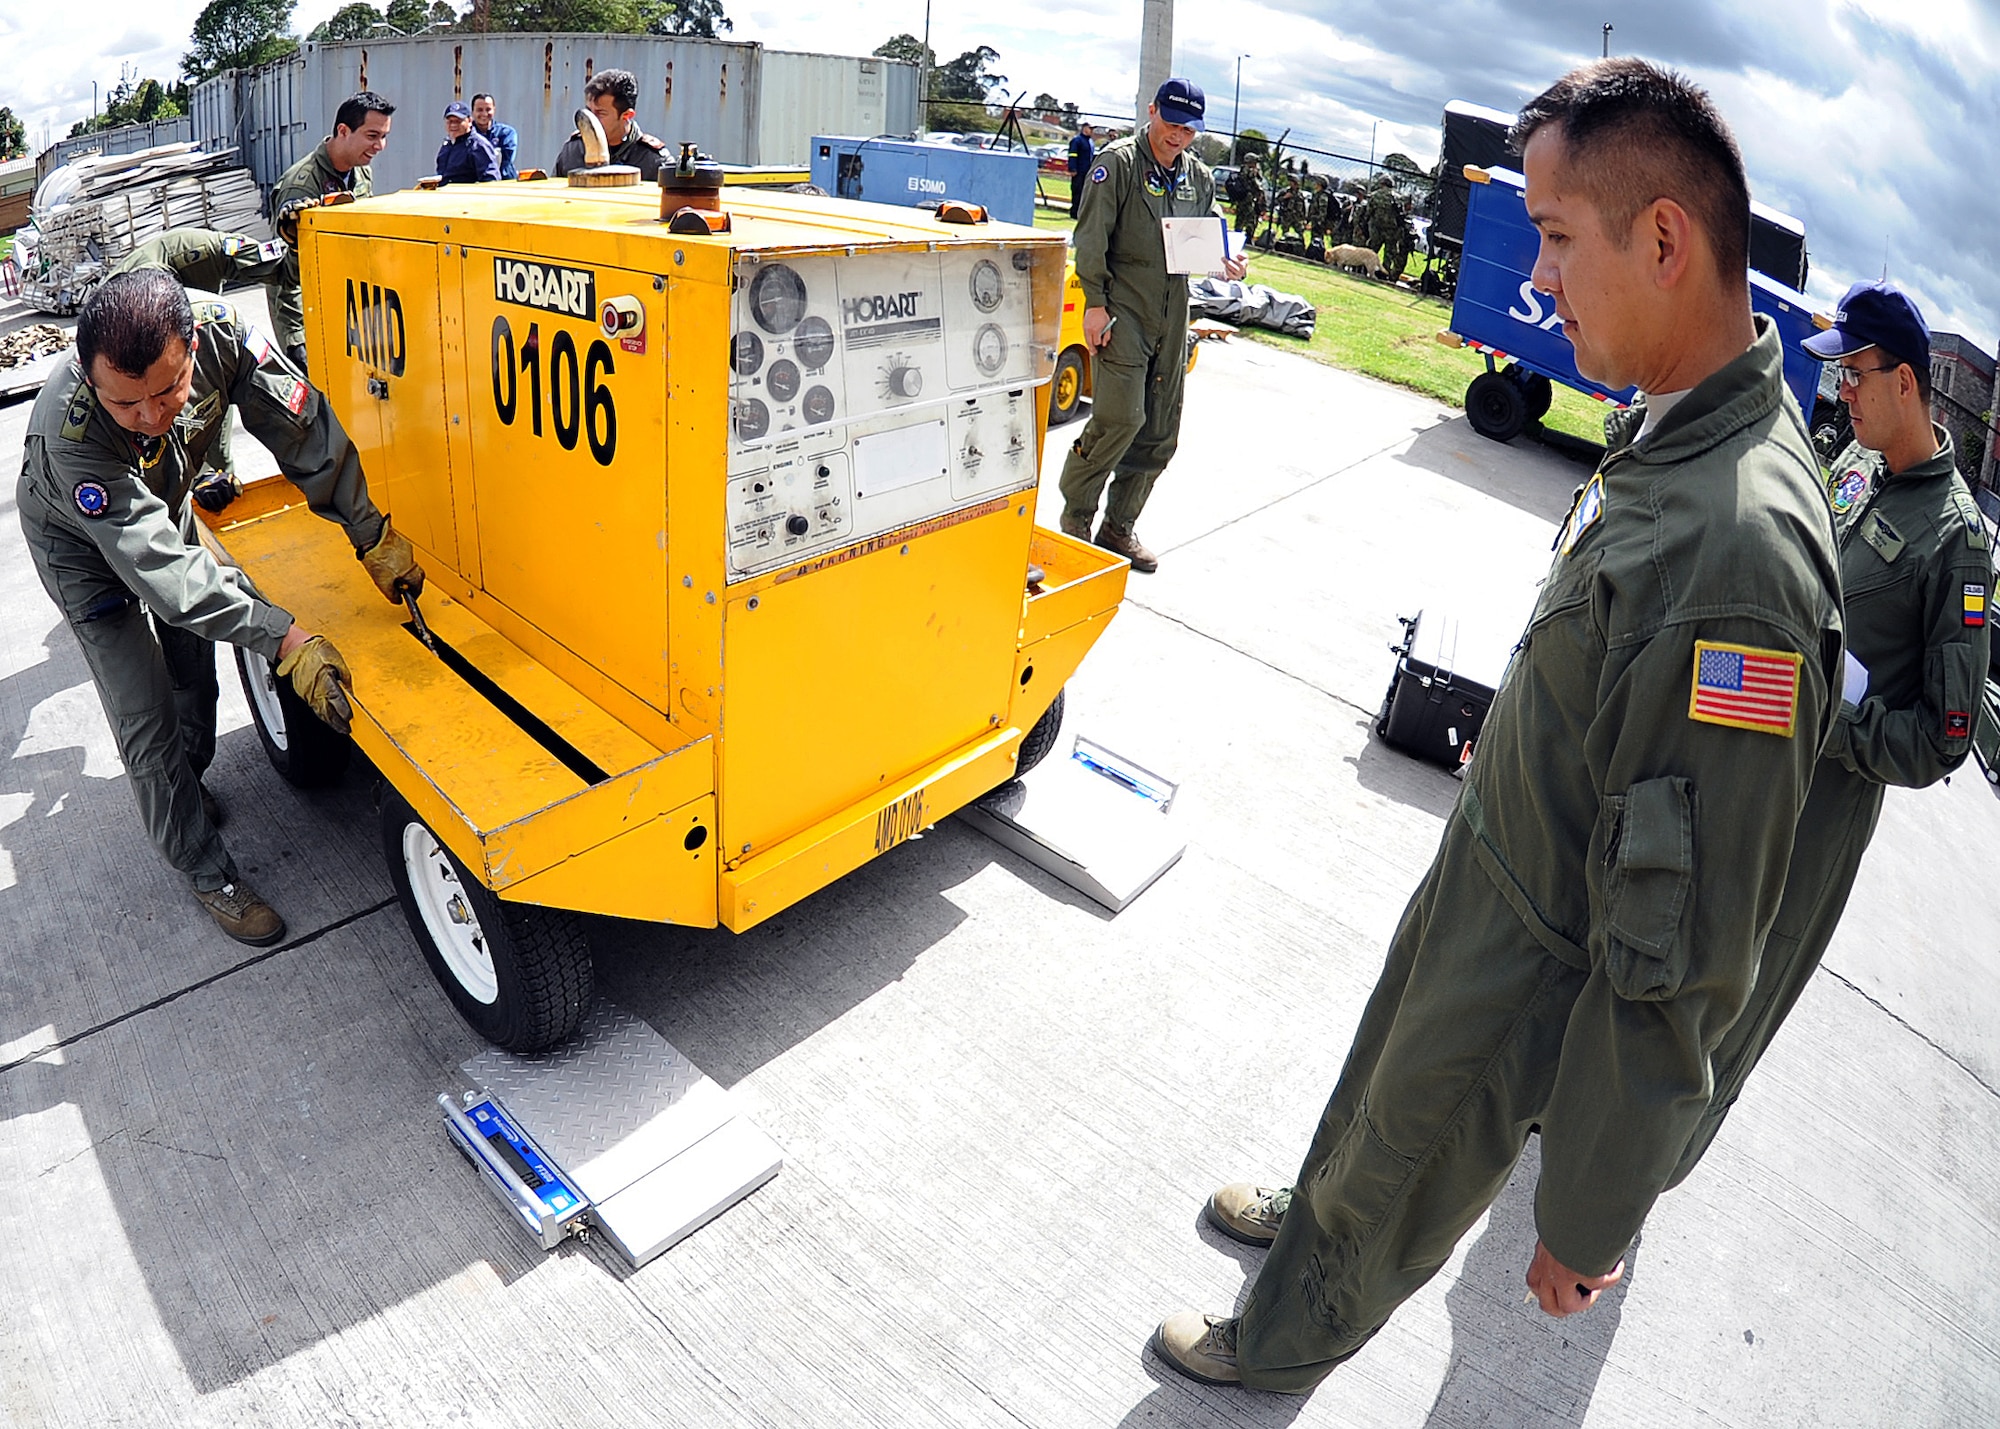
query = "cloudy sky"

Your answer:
(4, 0), (1994, 352)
